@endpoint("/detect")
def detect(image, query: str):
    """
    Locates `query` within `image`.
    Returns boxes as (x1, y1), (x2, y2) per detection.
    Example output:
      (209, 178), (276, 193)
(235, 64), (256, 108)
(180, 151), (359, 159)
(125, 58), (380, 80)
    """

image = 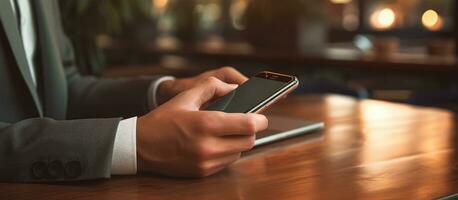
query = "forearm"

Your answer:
(66, 69), (159, 119)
